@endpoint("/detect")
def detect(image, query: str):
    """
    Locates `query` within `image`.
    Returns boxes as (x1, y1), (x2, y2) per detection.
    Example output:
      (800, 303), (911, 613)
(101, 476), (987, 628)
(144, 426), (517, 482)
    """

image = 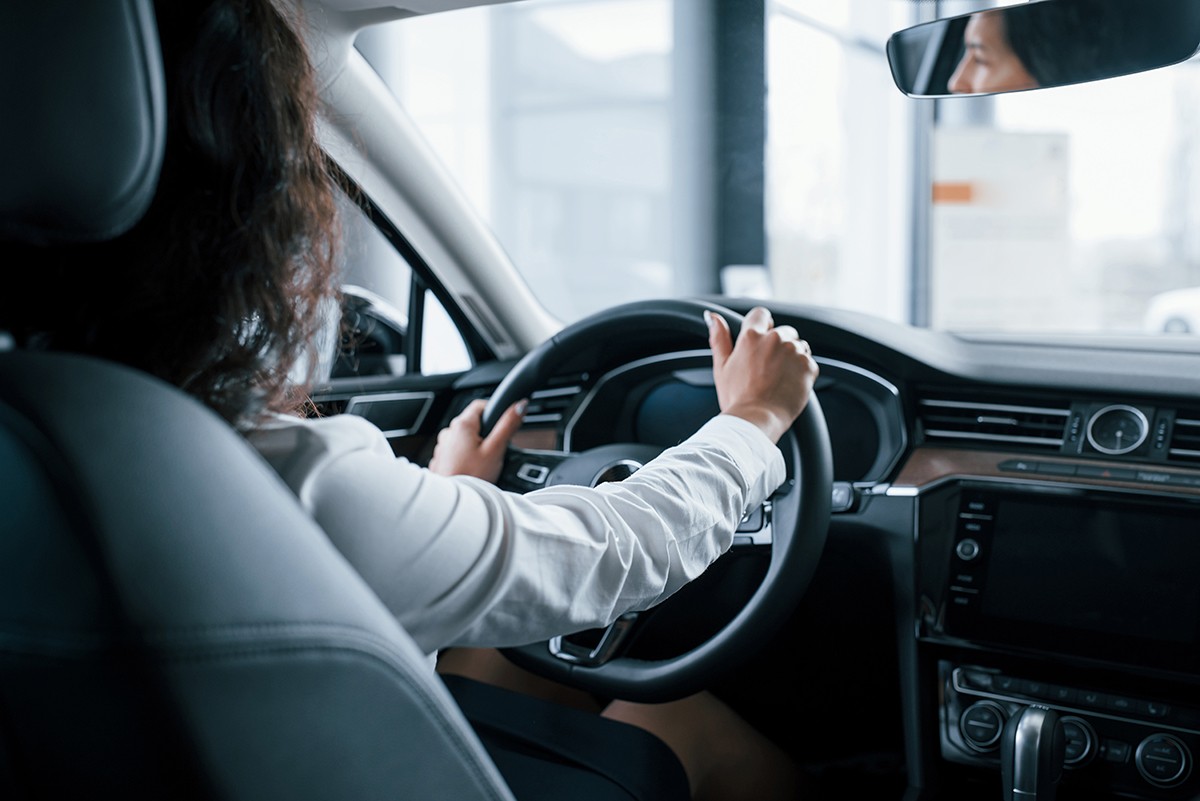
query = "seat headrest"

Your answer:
(0, 0), (165, 245)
